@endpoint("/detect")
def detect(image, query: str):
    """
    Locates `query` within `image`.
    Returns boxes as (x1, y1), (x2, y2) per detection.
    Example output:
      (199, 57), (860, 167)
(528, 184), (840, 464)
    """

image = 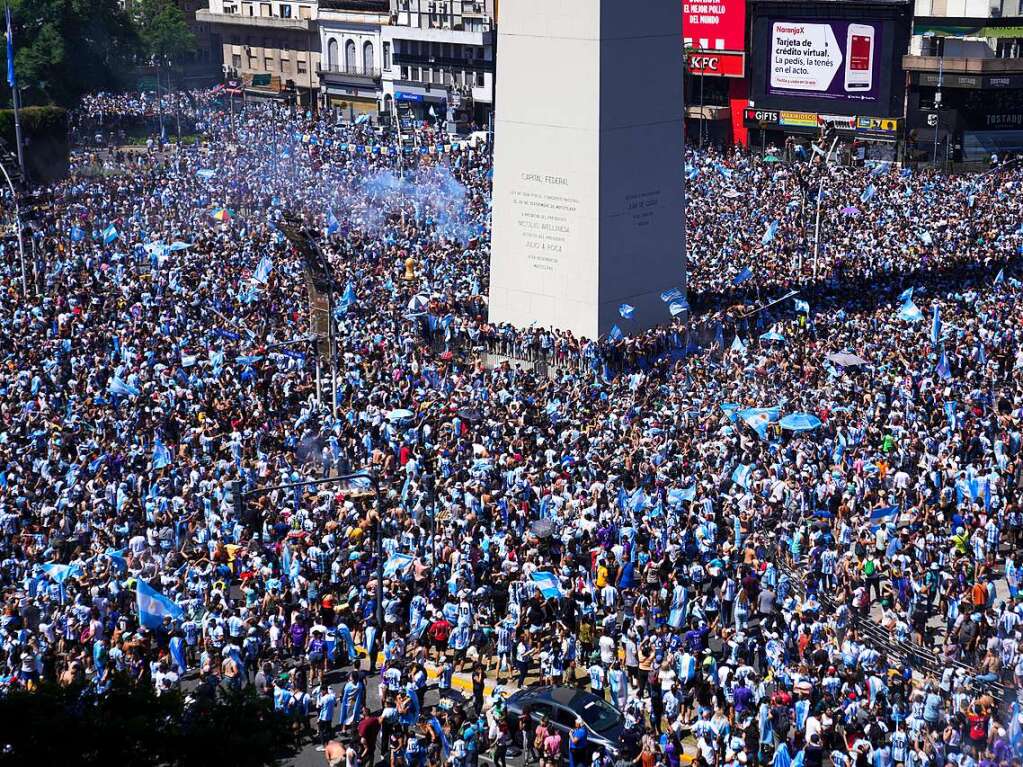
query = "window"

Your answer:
(345, 40), (357, 72)
(328, 38), (339, 70)
(297, 58), (307, 74)
(280, 3), (292, 17)
(280, 57), (290, 73)
(383, 42), (391, 70)
(260, 2), (270, 16)
(232, 53), (242, 68)
(264, 56), (273, 70)
(400, 65), (409, 80)
(411, 66), (421, 81)
(299, 4), (311, 19)
(363, 41), (374, 74)
(475, 71), (484, 87)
